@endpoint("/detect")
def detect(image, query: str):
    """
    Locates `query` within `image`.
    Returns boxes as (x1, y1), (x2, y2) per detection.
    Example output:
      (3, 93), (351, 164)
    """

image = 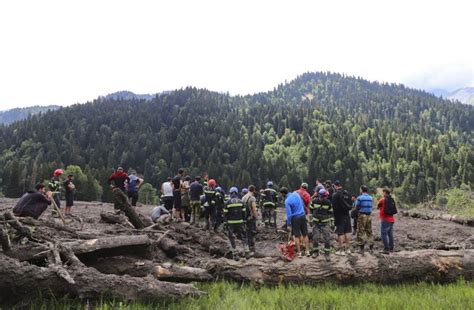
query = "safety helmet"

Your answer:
(216, 187), (223, 194)
(242, 188), (248, 194)
(318, 189), (329, 197)
(208, 179), (216, 187)
(54, 169), (64, 177)
(267, 181), (273, 187)
(301, 182), (308, 189)
(229, 186), (238, 194)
